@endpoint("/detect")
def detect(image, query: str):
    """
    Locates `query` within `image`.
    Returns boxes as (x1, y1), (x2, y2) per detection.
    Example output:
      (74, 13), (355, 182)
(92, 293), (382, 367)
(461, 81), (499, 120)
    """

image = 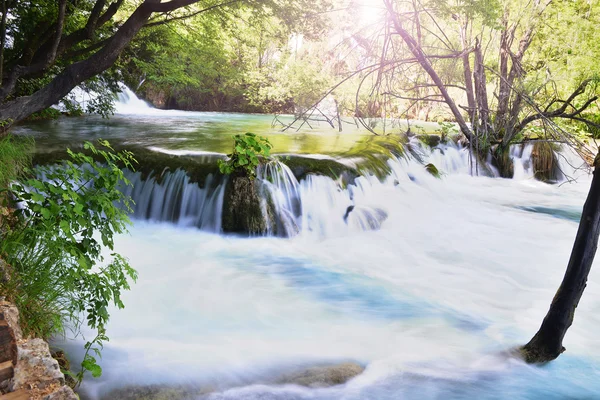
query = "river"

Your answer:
(13, 90), (600, 399)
